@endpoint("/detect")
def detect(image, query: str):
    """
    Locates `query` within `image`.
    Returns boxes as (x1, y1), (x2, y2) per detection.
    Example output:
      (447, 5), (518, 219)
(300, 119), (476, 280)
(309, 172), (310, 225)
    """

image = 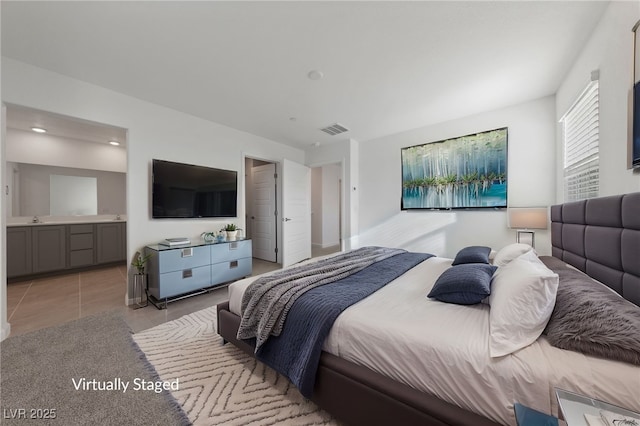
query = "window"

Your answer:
(561, 80), (599, 201)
